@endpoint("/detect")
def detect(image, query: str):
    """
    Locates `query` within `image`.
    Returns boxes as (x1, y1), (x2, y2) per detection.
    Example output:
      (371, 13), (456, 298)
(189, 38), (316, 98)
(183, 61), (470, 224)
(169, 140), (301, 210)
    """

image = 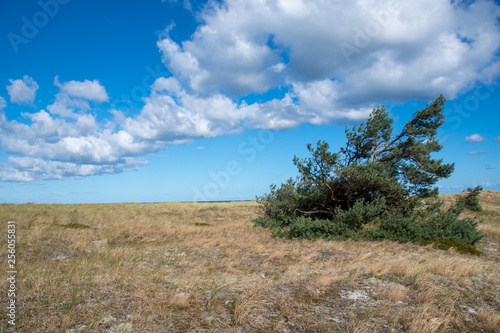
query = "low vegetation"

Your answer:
(1, 191), (499, 332)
